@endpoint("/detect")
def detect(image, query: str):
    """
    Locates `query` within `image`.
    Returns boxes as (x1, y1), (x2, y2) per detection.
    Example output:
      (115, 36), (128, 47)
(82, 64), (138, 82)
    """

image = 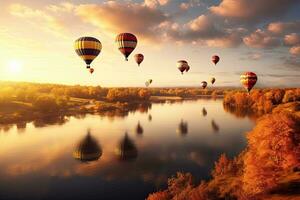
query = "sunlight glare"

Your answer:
(7, 60), (23, 74)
